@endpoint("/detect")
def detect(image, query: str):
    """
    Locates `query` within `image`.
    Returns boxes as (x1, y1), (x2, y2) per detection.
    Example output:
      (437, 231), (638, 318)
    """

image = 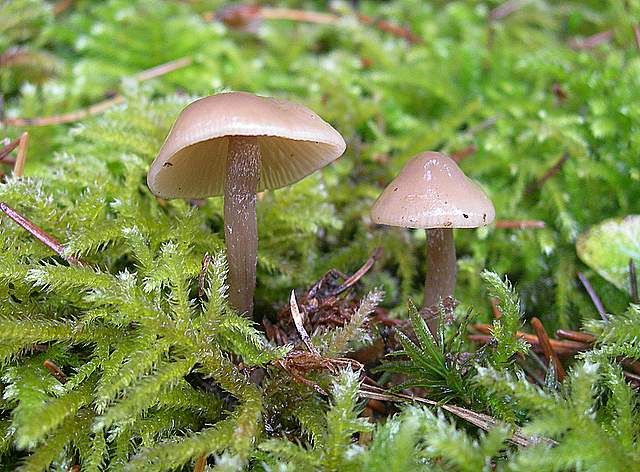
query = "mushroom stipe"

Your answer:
(147, 92), (345, 318)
